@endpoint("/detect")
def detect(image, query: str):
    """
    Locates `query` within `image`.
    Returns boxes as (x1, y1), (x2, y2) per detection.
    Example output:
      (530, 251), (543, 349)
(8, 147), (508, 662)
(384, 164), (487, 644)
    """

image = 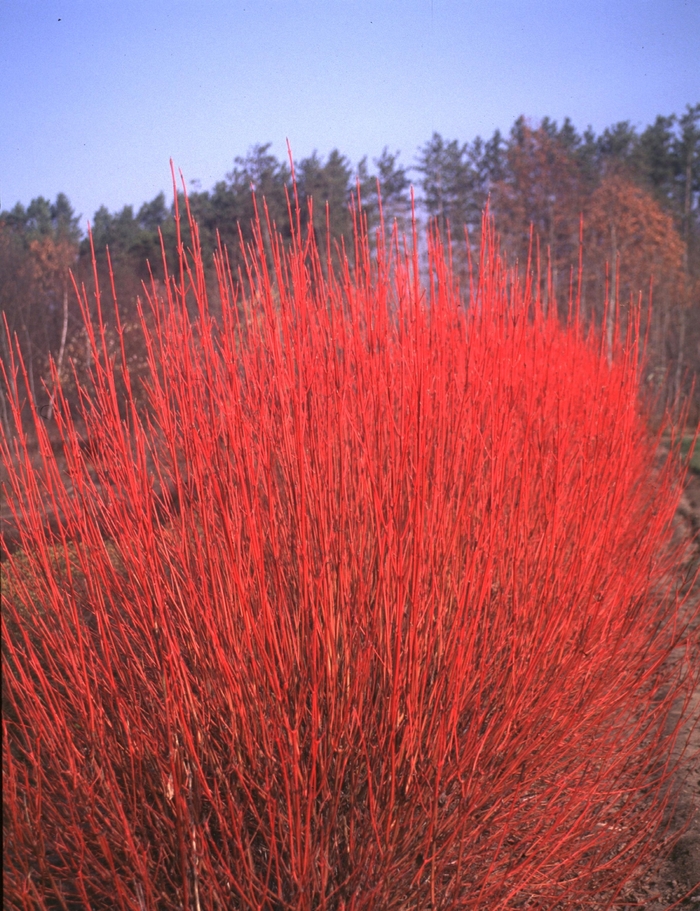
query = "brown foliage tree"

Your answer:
(583, 174), (686, 384)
